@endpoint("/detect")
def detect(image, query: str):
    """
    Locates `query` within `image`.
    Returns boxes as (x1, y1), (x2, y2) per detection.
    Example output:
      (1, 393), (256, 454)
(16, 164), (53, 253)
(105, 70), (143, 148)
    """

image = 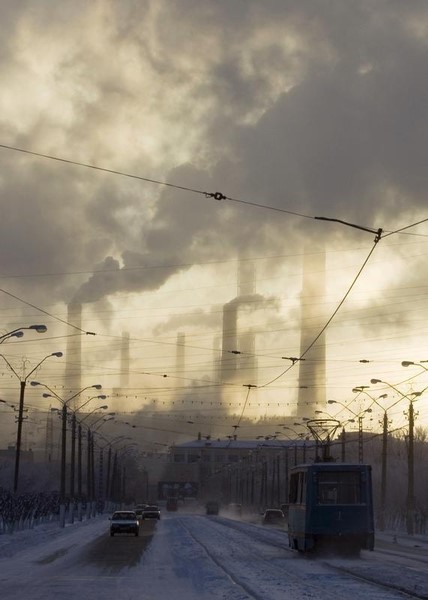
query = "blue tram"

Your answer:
(287, 463), (374, 553)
